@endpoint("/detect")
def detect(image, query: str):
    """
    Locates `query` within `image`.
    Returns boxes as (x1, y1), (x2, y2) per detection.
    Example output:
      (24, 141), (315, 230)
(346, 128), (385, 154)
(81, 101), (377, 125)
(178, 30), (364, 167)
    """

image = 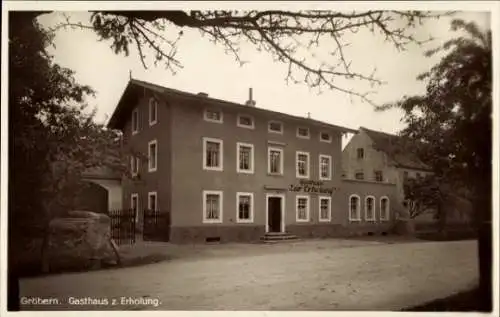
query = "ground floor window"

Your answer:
(365, 196), (375, 221)
(148, 191), (157, 211)
(203, 190), (223, 223)
(380, 197), (390, 221)
(319, 196), (331, 222)
(349, 194), (361, 221)
(131, 193), (139, 222)
(296, 195), (310, 222)
(237, 192), (253, 223)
